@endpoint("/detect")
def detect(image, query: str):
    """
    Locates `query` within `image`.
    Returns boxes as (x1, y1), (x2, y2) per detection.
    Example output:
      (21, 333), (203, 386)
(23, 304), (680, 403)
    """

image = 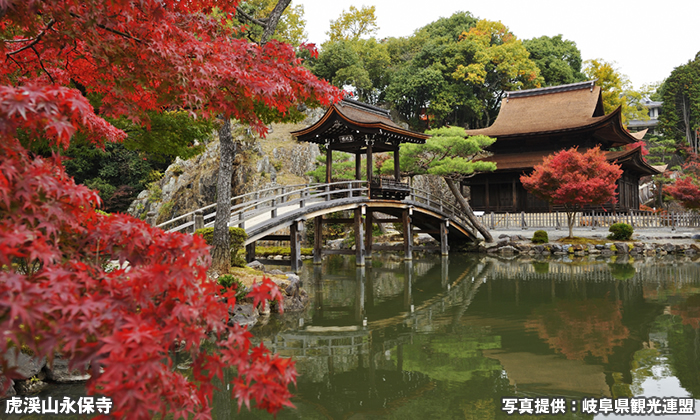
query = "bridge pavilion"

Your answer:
(291, 98), (452, 265)
(463, 80), (660, 213)
(292, 98), (429, 194)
